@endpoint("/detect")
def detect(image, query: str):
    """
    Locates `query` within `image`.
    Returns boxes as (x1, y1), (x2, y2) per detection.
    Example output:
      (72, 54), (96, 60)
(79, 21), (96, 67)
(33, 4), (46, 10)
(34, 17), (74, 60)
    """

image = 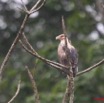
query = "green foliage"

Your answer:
(0, 0), (104, 103)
